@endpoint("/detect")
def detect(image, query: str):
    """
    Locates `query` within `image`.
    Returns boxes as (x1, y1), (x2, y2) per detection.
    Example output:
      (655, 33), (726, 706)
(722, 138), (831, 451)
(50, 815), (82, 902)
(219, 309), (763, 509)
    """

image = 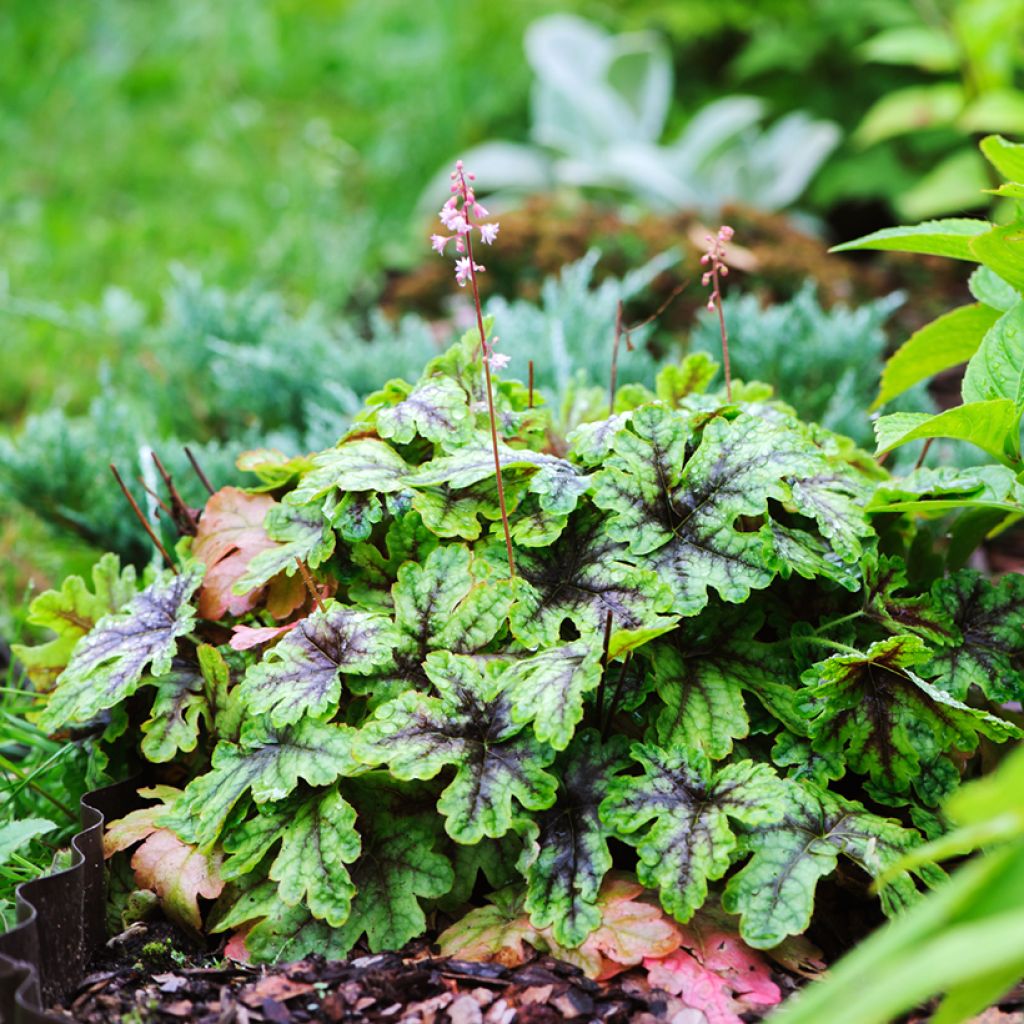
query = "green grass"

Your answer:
(0, 0), (569, 420)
